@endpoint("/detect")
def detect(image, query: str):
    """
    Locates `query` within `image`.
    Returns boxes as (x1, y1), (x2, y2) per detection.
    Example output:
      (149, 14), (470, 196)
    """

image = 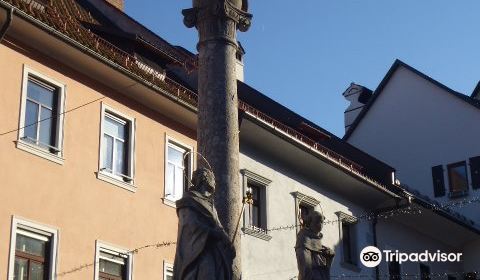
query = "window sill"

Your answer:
(340, 261), (361, 272)
(96, 171), (136, 193)
(16, 140), (64, 165)
(162, 198), (178, 208)
(242, 226), (272, 241)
